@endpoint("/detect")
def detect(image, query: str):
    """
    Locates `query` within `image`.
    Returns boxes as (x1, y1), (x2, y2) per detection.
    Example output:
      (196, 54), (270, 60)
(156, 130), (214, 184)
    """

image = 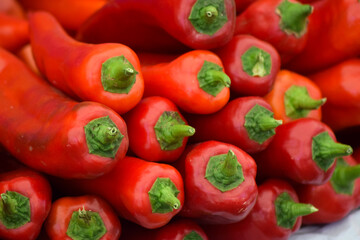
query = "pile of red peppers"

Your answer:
(0, 0), (360, 239)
